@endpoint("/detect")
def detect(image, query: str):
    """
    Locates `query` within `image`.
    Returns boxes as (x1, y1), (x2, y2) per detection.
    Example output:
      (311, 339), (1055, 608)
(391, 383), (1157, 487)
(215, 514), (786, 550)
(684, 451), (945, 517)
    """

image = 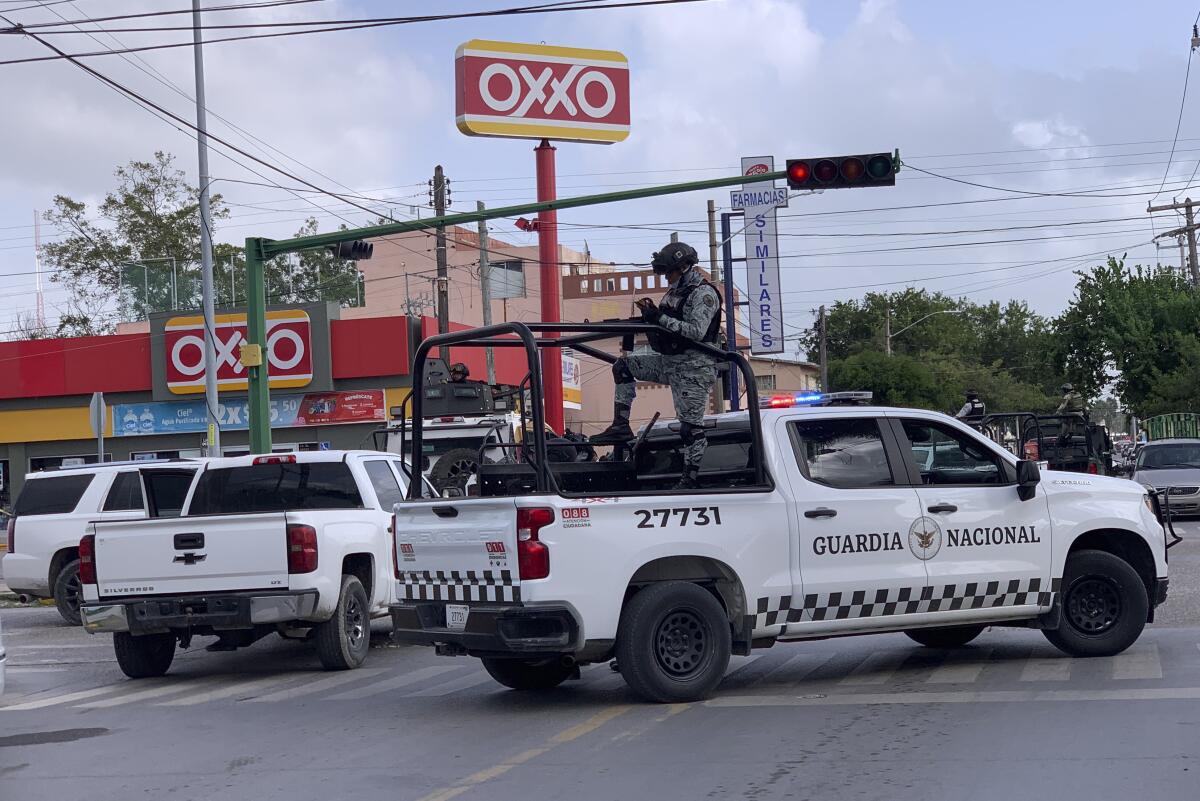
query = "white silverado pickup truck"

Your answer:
(391, 404), (1173, 703)
(81, 450), (429, 678)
